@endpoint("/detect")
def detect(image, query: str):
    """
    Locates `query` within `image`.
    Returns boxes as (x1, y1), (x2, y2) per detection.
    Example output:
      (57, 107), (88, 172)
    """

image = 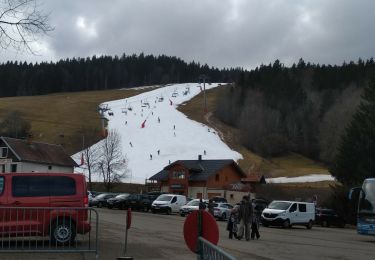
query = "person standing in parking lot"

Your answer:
(199, 198), (206, 210)
(227, 207), (238, 239)
(237, 195), (253, 241)
(251, 200), (260, 240)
